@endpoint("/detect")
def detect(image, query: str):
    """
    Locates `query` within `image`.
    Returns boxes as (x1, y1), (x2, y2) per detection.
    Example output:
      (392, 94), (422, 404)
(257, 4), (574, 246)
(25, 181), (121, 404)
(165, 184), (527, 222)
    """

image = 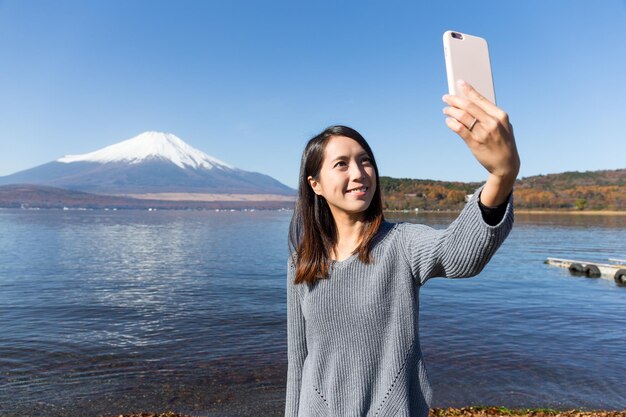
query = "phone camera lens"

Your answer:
(451, 32), (464, 40)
